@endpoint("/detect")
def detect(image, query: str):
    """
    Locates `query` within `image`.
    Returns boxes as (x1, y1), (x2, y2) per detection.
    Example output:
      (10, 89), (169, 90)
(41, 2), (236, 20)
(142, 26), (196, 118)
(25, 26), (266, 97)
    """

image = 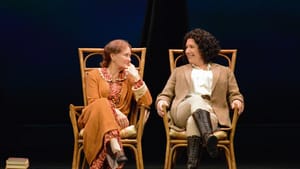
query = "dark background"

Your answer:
(1, 0), (300, 168)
